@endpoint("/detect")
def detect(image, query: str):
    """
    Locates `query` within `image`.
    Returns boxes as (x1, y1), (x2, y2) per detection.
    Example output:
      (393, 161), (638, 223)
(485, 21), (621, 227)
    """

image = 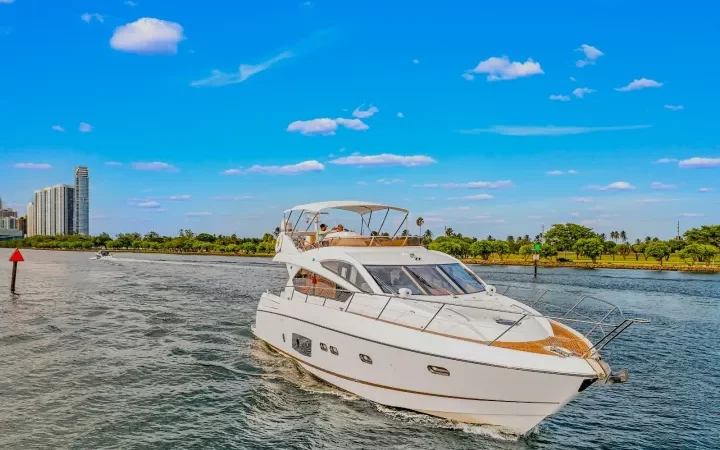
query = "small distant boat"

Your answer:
(90, 249), (113, 260)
